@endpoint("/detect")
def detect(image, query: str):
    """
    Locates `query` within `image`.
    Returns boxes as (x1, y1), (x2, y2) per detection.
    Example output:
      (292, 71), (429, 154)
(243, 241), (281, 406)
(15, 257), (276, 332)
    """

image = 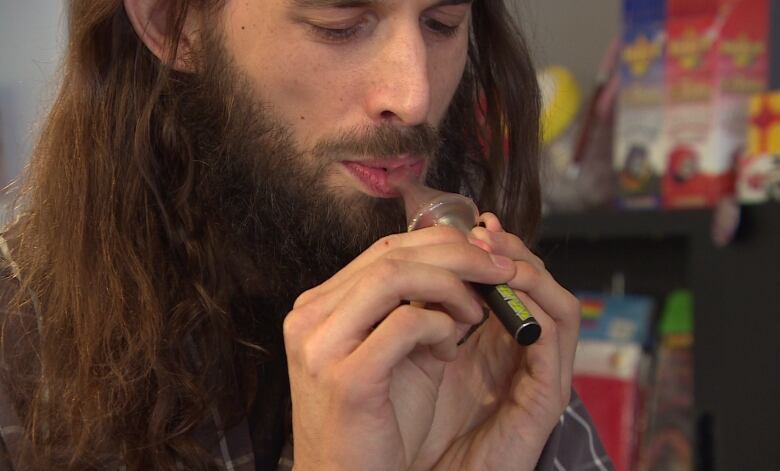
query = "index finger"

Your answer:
(295, 225), (468, 307)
